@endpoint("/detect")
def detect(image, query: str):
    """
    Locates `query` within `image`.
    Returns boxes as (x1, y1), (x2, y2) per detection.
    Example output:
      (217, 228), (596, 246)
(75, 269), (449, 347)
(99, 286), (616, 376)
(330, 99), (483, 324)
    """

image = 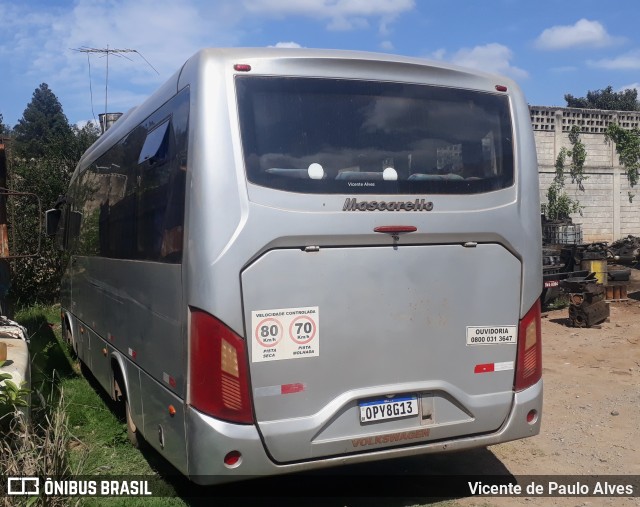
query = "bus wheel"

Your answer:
(125, 398), (141, 448)
(114, 377), (141, 448)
